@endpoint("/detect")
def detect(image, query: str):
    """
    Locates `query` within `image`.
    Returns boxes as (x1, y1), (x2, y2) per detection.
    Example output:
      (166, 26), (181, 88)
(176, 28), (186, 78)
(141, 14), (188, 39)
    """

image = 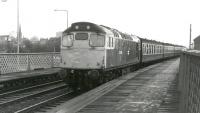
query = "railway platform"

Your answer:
(48, 58), (180, 113)
(0, 68), (60, 82)
(0, 68), (61, 91)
